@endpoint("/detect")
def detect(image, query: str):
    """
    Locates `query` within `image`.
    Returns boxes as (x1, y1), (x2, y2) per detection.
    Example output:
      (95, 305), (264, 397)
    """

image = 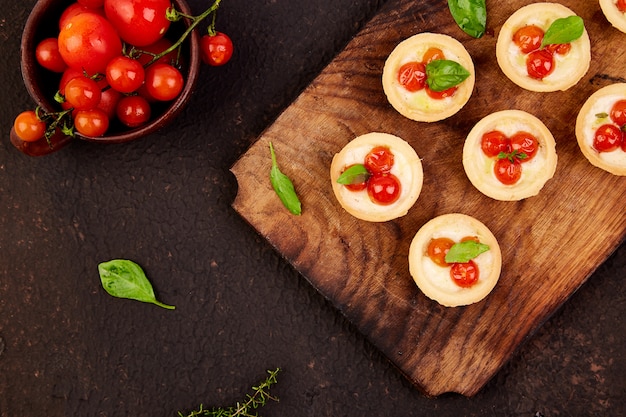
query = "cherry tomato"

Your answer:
(59, 3), (105, 29)
(144, 63), (184, 101)
(593, 124), (623, 152)
(481, 130), (510, 158)
(74, 108), (109, 136)
(106, 56), (145, 93)
(450, 260), (479, 288)
(526, 49), (554, 80)
(494, 157), (522, 185)
(510, 131), (538, 161)
(427, 237), (454, 267)
(341, 164), (368, 192)
(425, 85), (457, 99)
(422, 47), (445, 64)
(135, 38), (180, 67)
(78, 0), (105, 8)
(35, 38), (67, 73)
(513, 24), (544, 54)
(546, 43), (571, 55)
(64, 76), (102, 110)
(610, 99), (626, 127)
(104, 0), (171, 47)
(13, 111), (46, 142)
(97, 87), (122, 119)
(397, 62), (426, 92)
(116, 95), (152, 128)
(618, 0), (626, 12)
(367, 173), (401, 205)
(200, 32), (234, 66)
(364, 146), (394, 174)
(58, 12), (122, 74)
